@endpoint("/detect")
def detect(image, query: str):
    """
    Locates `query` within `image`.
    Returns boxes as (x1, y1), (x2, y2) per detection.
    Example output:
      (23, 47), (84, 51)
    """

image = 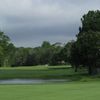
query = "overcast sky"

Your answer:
(0, 0), (100, 47)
